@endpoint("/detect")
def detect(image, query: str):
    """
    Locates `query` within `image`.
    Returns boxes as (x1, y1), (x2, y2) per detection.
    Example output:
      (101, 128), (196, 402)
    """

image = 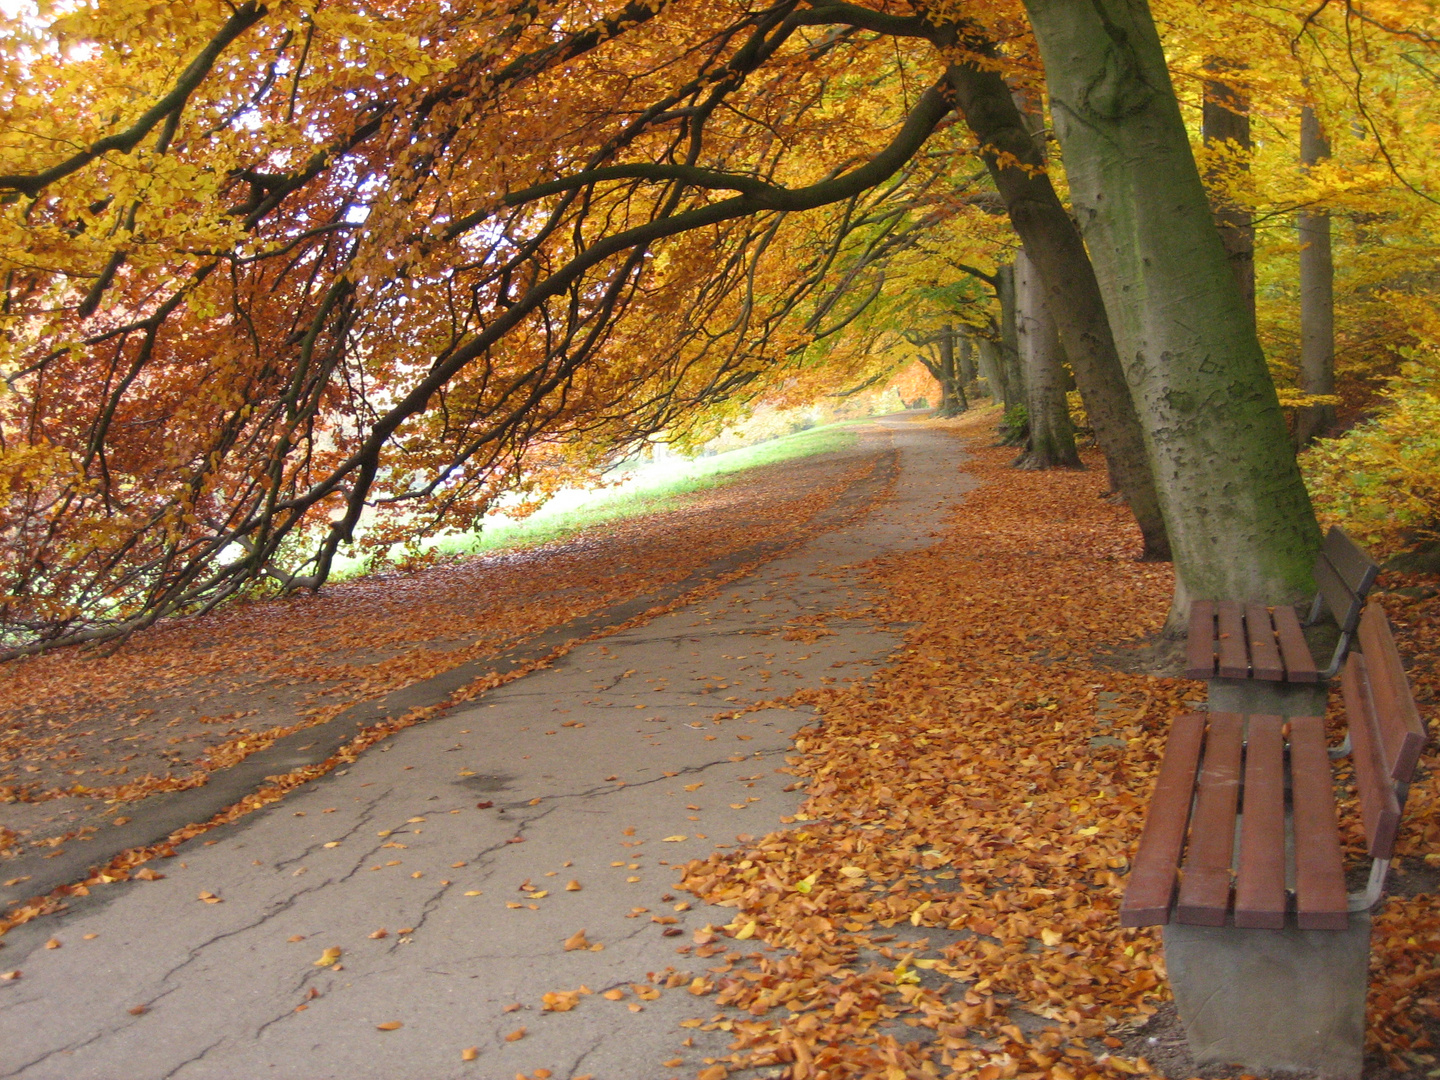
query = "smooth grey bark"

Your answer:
(976, 336), (1006, 403)
(1295, 104), (1336, 447)
(940, 38), (1170, 558)
(1202, 62), (1256, 329)
(919, 324), (968, 416)
(1023, 0), (1321, 622)
(957, 333), (977, 386)
(995, 262), (1026, 419)
(1014, 248), (1081, 468)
